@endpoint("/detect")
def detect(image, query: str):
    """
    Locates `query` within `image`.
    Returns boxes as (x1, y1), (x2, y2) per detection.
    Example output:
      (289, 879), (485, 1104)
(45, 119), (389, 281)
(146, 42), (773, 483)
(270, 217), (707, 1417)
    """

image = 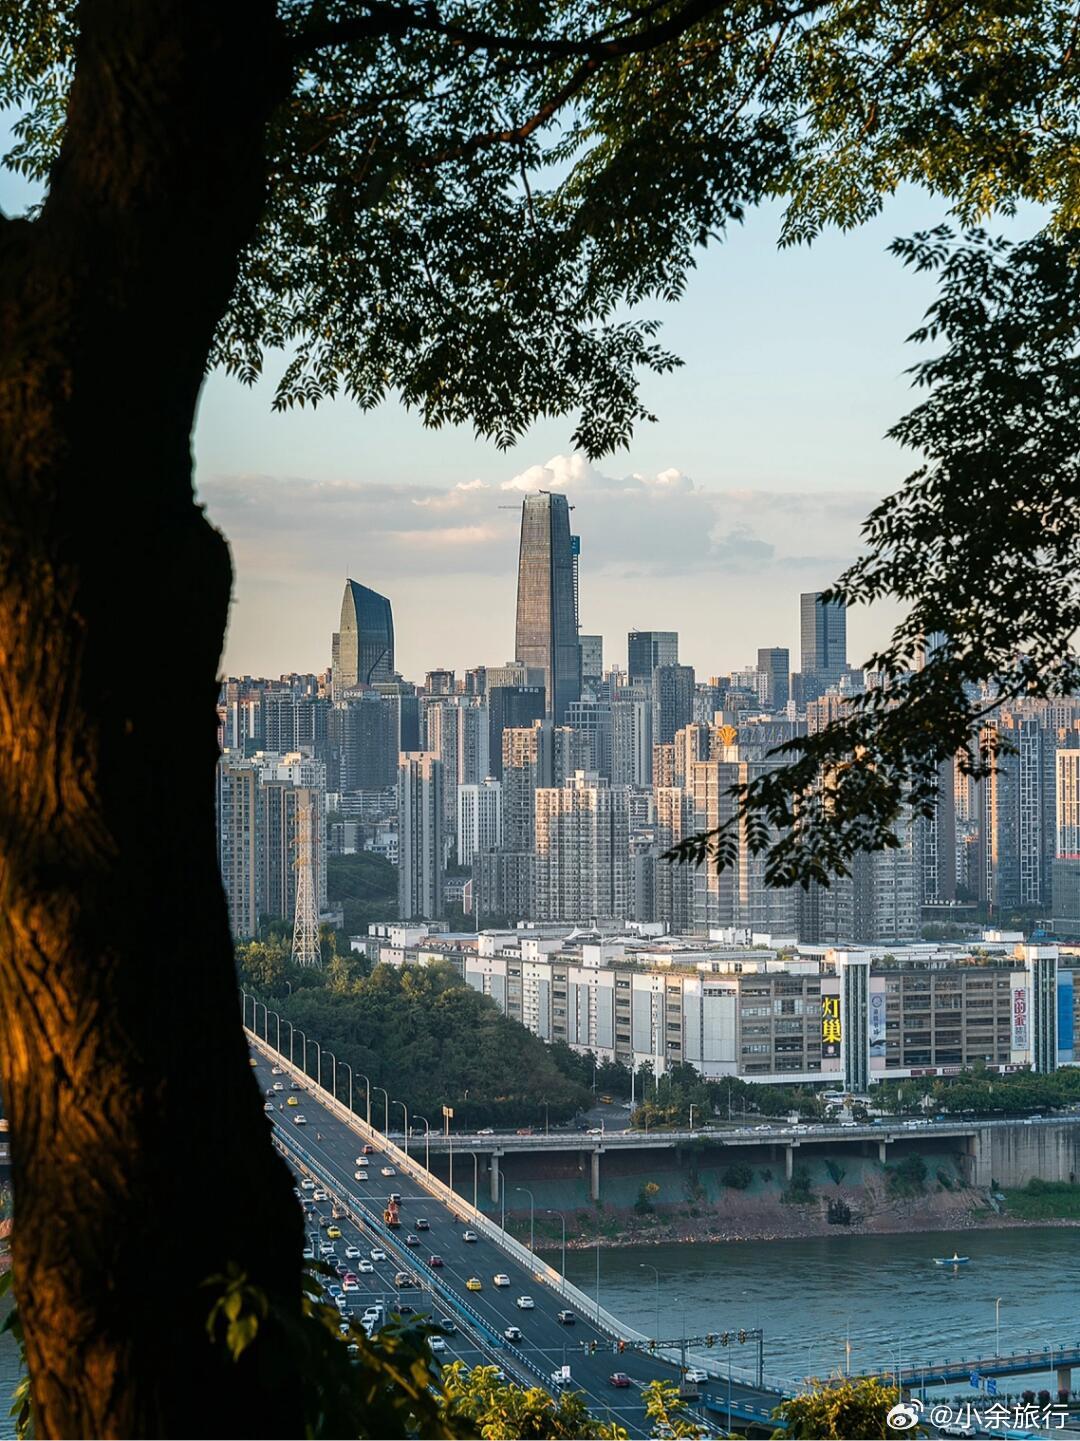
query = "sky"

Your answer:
(0, 123), (1021, 681)
(196, 191), (946, 682)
